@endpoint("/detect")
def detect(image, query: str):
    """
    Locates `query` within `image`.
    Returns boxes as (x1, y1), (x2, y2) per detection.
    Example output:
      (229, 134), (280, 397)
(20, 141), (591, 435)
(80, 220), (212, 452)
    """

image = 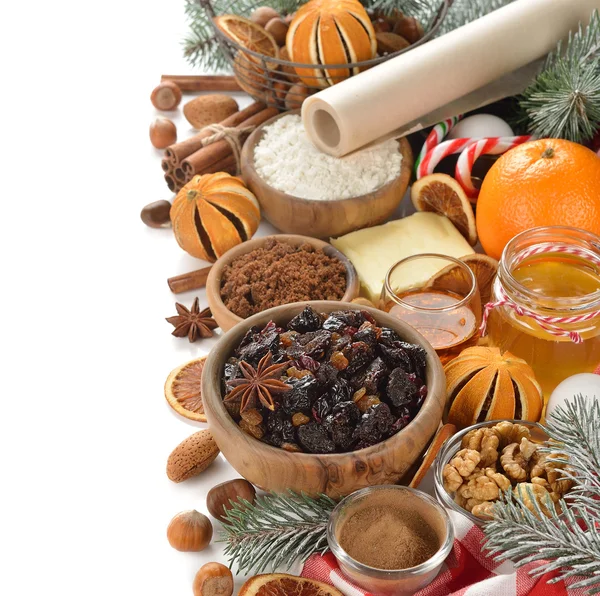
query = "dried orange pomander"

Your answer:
(444, 346), (543, 429)
(170, 172), (260, 262)
(476, 139), (600, 260)
(287, 0), (377, 87)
